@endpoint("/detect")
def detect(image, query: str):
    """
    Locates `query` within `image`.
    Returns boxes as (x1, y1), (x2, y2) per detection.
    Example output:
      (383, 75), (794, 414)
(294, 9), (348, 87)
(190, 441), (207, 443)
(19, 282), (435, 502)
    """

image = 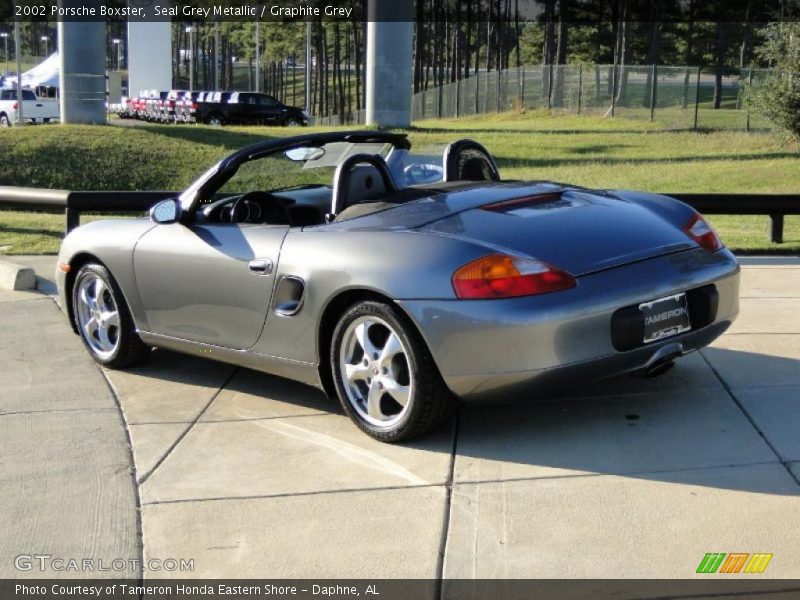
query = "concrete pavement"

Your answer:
(1, 255), (798, 584)
(0, 278), (139, 579)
